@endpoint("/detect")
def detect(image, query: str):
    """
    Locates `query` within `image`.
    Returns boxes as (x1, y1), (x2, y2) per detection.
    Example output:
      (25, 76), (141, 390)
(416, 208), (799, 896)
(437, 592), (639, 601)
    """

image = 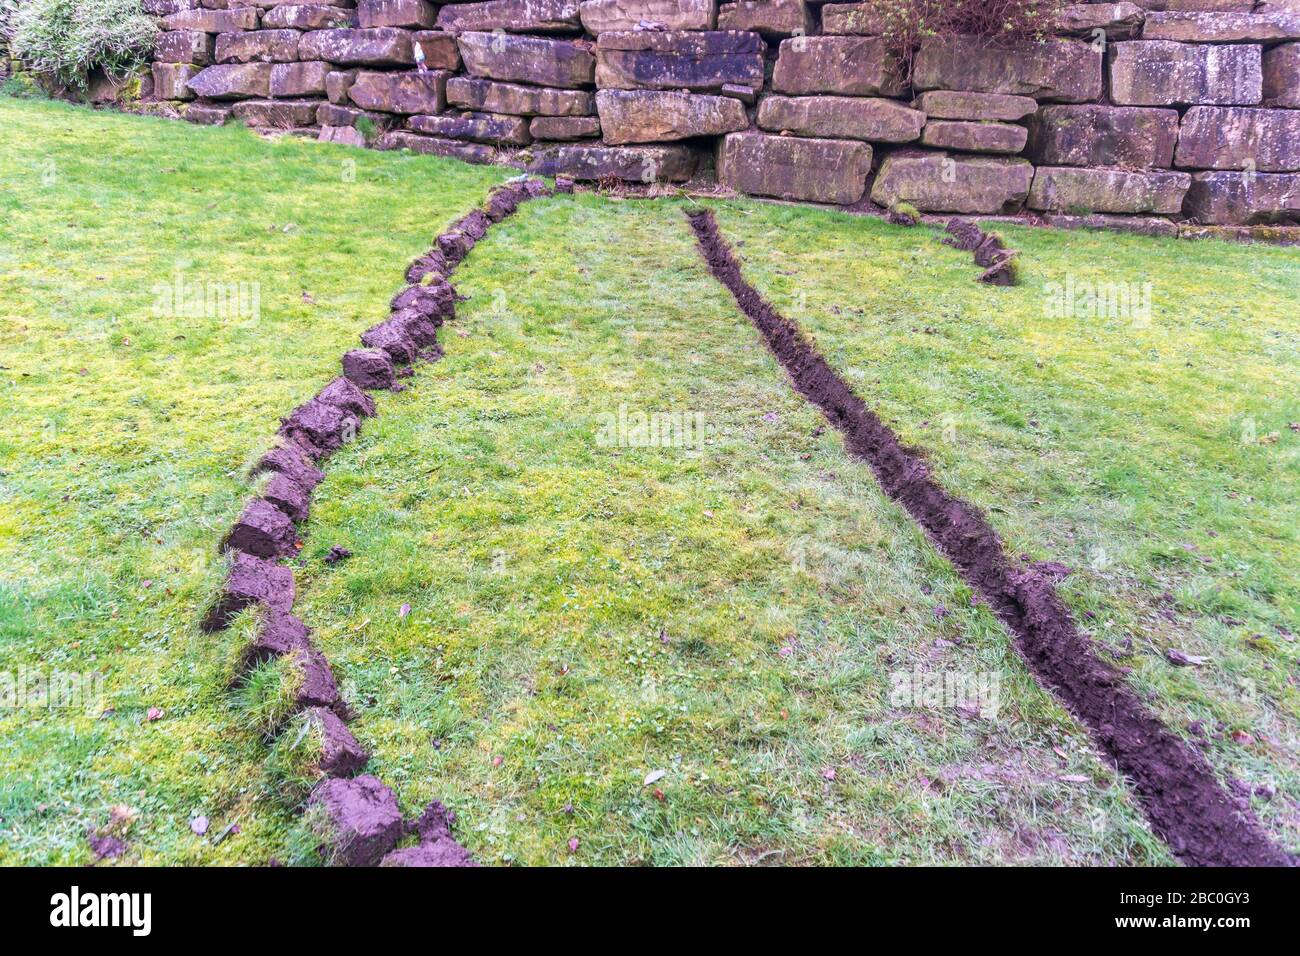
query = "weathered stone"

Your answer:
(357, 0), (436, 29)
(447, 75), (594, 114)
(921, 120), (1028, 154)
(162, 7), (259, 31)
(914, 37), (1102, 103)
(870, 150), (1034, 214)
(529, 114), (600, 139)
(595, 30), (764, 92)
(409, 110), (532, 144)
(262, 4), (357, 29)
(153, 63), (200, 100)
(1183, 170), (1300, 224)
(1175, 105), (1300, 171)
(342, 348), (397, 388)
(223, 498), (297, 558)
(298, 28), (415, 66)
(231, 98), (324, 126)
(597, 89), (747, 145)
(184, 101), (232, 124)
(215, 30), (300, 64)
(719, 130), (872, 204)
(411, 31), (462, 70)
(1108, 40), (1261, 105)
(376, 129), (499, 164)
(457, 31), (595, 88)
(1026, 104), (1179, 168)
(309, 775), (404, 867)
(1264, 42), (1300, 106)
(771, 35), (907, 97)
(320, 125), (368, 146)
(758, 94), (923, 143)
(820, 3), (885, 34)
(579, 0), (715, 33)
(718, 0), (811, 37)
(528, 143), (698, 181)
(437, 0), (581, 33)
(1143, 11), (1300, 42)
(156, 30), (214, 66)
(912, 90), (1038, 122)
(1028, 166), (1191, 214)
(317, 102), (396, 137)
(1057, 2), (1144, 39)
(271, 61), (332, 97)
(348, 69), (448, 113)
(326, 69), (359, 103)
(1042, 212), (1180, 236)
(187, 63), (273, 100)
(144, 0), (199, 14)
